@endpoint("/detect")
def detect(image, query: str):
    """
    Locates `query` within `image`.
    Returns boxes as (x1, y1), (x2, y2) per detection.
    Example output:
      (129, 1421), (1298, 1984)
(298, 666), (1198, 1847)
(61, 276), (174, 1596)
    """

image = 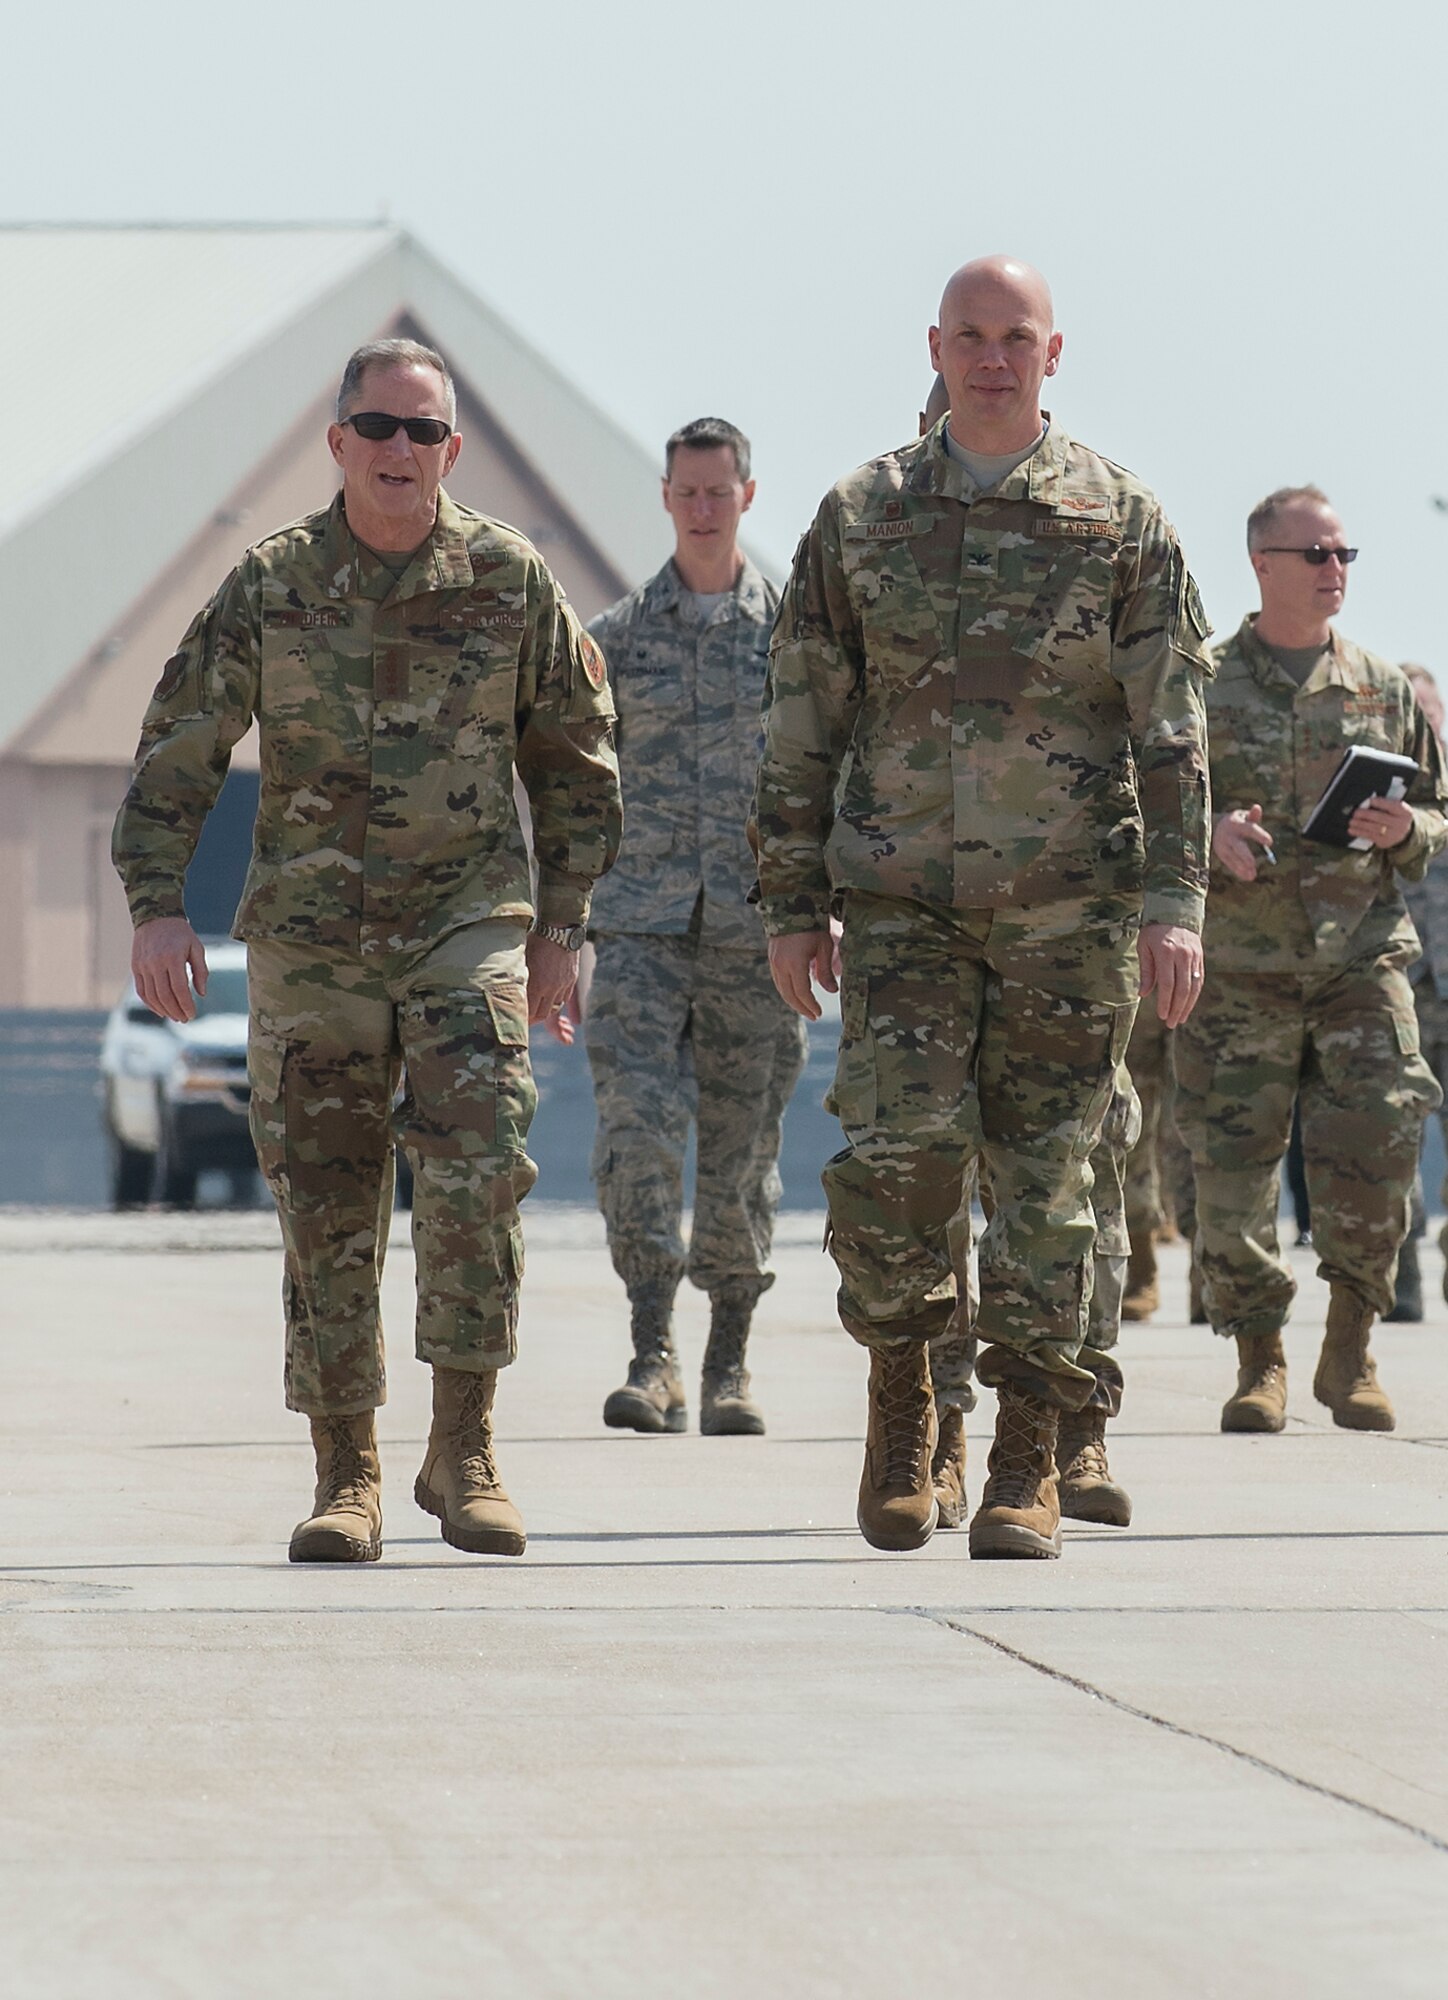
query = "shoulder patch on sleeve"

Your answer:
(581, 632), (607, 690)
(154, 651), (188, 702)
